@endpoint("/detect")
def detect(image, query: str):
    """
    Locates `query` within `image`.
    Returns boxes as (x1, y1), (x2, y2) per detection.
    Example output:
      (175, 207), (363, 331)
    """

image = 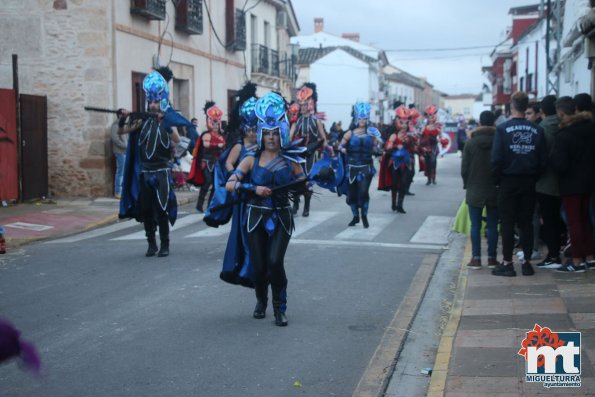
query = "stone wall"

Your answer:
(0, 0), (114, 197)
